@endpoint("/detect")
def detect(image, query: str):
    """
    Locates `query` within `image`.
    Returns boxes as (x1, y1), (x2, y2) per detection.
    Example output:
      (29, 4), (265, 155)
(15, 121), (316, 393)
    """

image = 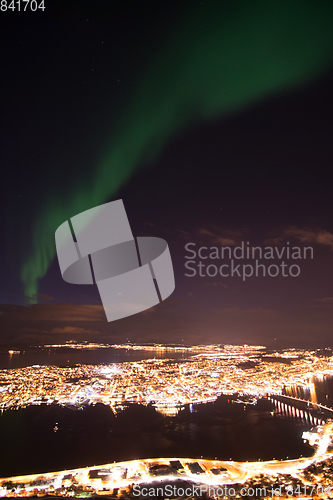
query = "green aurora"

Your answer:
(22, 0), (333, 300)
